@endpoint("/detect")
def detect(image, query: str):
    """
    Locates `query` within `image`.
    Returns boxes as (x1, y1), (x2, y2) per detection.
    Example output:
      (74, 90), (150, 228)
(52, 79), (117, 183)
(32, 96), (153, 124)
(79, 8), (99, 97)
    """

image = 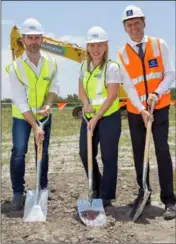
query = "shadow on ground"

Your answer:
(104, 203), (164, 224)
